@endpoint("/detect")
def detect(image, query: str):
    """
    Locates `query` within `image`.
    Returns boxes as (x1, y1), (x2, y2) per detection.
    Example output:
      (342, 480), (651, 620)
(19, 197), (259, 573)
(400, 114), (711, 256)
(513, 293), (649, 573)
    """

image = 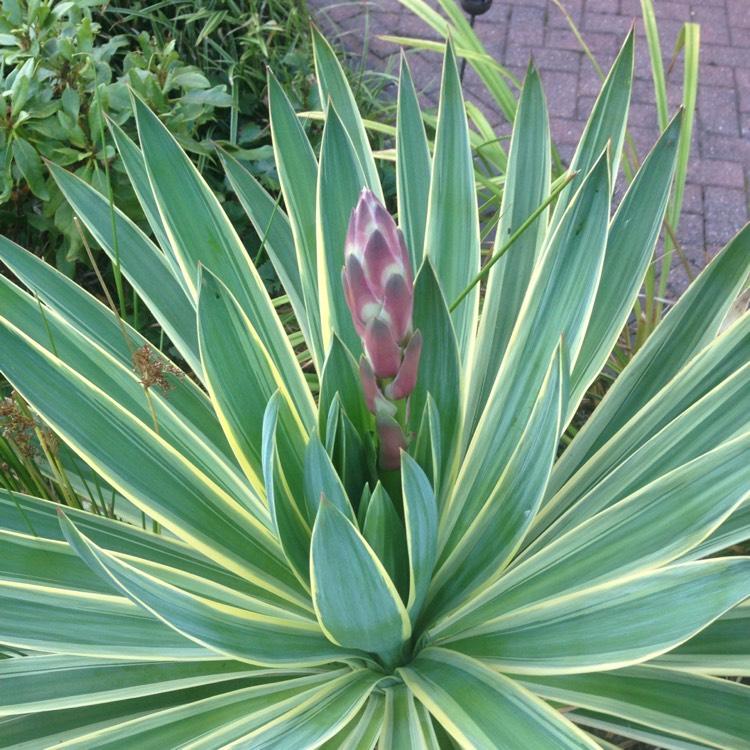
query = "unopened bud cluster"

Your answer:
(342, 189), (422, 470)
